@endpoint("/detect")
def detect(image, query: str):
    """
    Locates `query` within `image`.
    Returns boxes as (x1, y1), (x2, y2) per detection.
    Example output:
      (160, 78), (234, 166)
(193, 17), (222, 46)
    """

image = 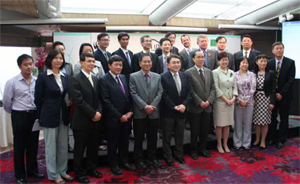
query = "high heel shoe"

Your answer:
(217, 146), (224, 154)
